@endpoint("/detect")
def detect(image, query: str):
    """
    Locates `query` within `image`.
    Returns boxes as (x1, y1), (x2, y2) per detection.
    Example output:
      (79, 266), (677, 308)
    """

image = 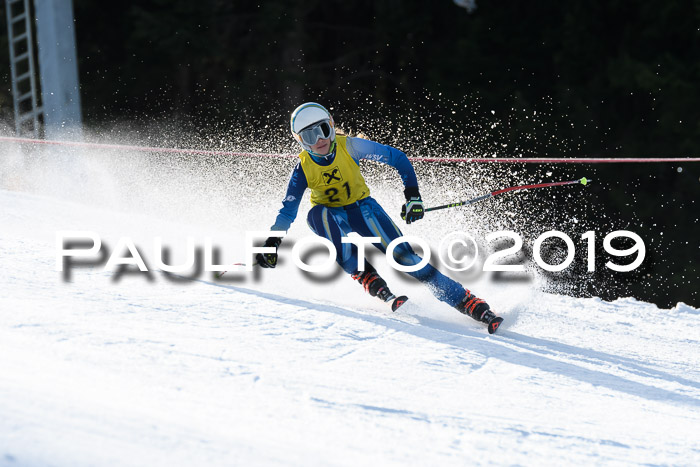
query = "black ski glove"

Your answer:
(401, 186), (425, 224)
(256, 236), (282, 268)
